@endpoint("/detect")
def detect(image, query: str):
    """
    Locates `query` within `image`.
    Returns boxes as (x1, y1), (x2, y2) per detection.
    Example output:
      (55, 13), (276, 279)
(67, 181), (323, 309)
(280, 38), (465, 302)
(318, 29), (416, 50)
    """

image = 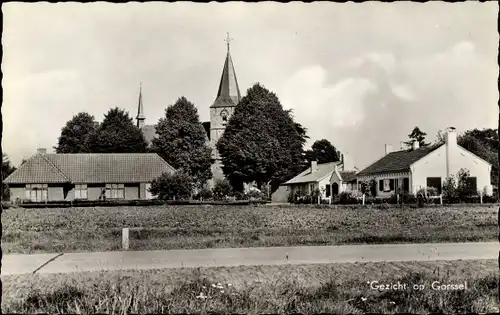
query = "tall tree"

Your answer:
(55, 112), (98, 153)
(457, 128), (498, 187)
(304, 139), (341, 164)
(217, 83), (307, 193)
(151, 97), (212, 189)
(404, 126), (430, 148)
(2, 154), (17, 200)
(92, 107), (148, 153)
